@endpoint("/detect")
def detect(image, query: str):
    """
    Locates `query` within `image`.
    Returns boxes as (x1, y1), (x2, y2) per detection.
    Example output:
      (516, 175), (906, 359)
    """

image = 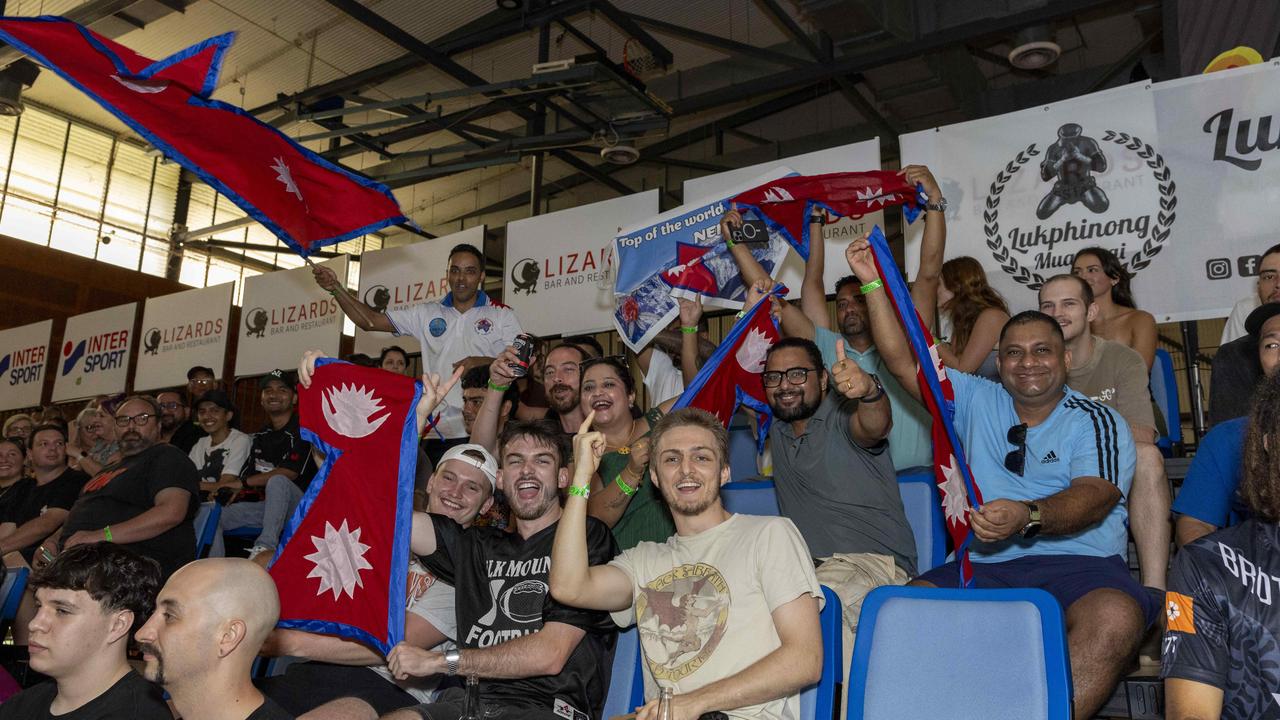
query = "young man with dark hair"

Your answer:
(313, 243), (523, 464)
(219, 369), (315, 565)
(136, 557), (290, 719)
(0, 424), (86, 566)
(459, 365), (517, 437)
(1039, 273), (1170, 589)
(53, 395), (200, 580)
(0, 542), (169, 719)
(1163, 371), (1280, 720)
(382, 417), (618, 720)
(550, 407), (823, 719)
(189, 388), (252, 499)
(849, 237), (1144, 719)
